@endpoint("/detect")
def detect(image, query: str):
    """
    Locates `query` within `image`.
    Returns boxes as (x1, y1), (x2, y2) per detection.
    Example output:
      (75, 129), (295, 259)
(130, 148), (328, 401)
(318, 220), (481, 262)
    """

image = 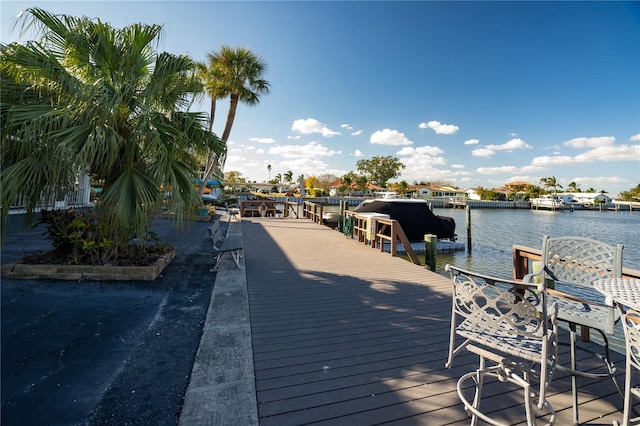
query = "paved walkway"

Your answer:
(1, 213), (221, 425)
(179, 213), (258, 425)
